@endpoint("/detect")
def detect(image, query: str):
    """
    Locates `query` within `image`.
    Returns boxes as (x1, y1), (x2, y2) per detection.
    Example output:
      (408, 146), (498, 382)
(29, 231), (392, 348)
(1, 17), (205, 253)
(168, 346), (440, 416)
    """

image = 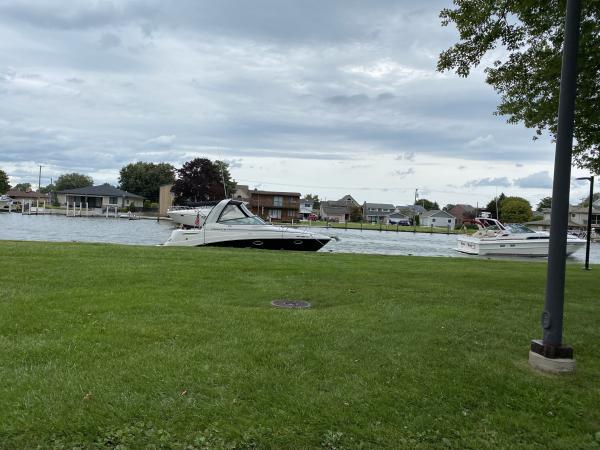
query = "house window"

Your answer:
(109, 196), (118, 204)
(448, 219), (451, 223)
(273, 196), (283, 207)
(269, 209), (281, 219)
(432, 218), (436, 222)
